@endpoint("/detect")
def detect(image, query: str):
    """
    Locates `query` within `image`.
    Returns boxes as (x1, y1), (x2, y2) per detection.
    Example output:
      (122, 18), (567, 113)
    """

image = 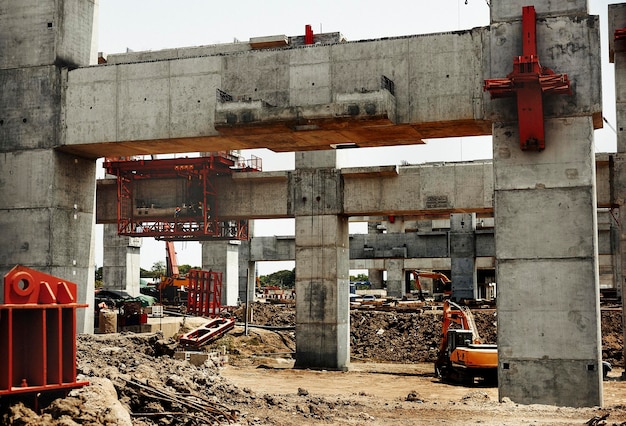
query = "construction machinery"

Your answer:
(156, 241), (189, 304)
(103, 152), (261, 241)
(434, 300), (497, 385)
(407, 270), (451, 301)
